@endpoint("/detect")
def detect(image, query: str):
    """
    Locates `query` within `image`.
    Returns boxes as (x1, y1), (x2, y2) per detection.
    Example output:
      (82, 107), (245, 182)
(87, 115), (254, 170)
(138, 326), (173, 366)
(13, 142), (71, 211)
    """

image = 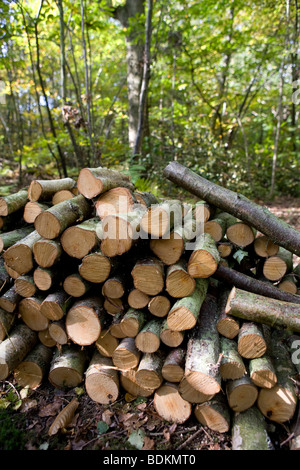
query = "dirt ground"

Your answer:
(0, 196), (299, 452)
